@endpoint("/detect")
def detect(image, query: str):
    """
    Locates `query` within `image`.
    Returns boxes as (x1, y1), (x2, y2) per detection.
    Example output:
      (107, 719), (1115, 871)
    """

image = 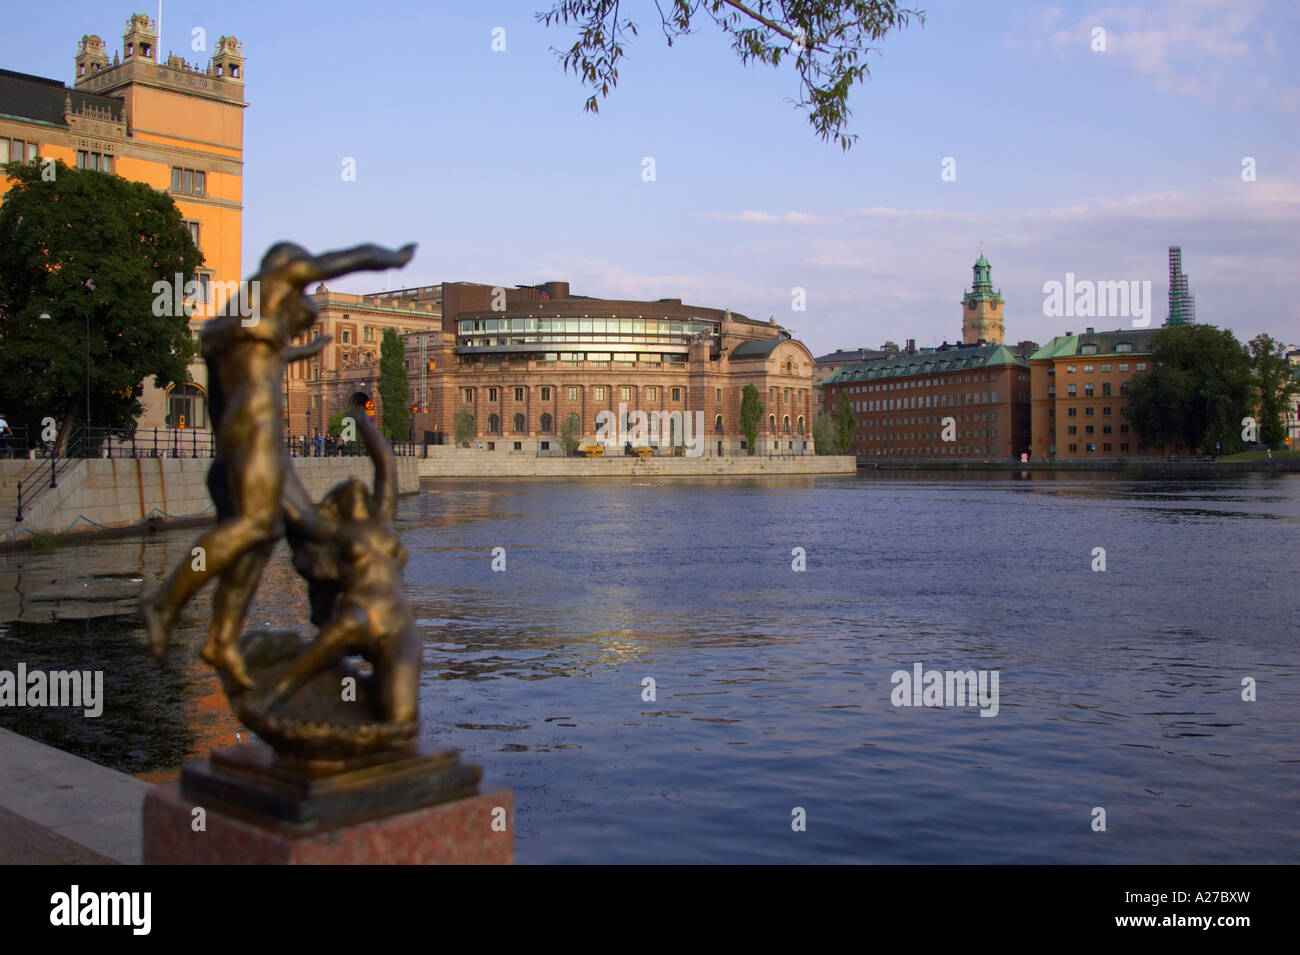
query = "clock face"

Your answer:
(988, 301), (998, 311)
